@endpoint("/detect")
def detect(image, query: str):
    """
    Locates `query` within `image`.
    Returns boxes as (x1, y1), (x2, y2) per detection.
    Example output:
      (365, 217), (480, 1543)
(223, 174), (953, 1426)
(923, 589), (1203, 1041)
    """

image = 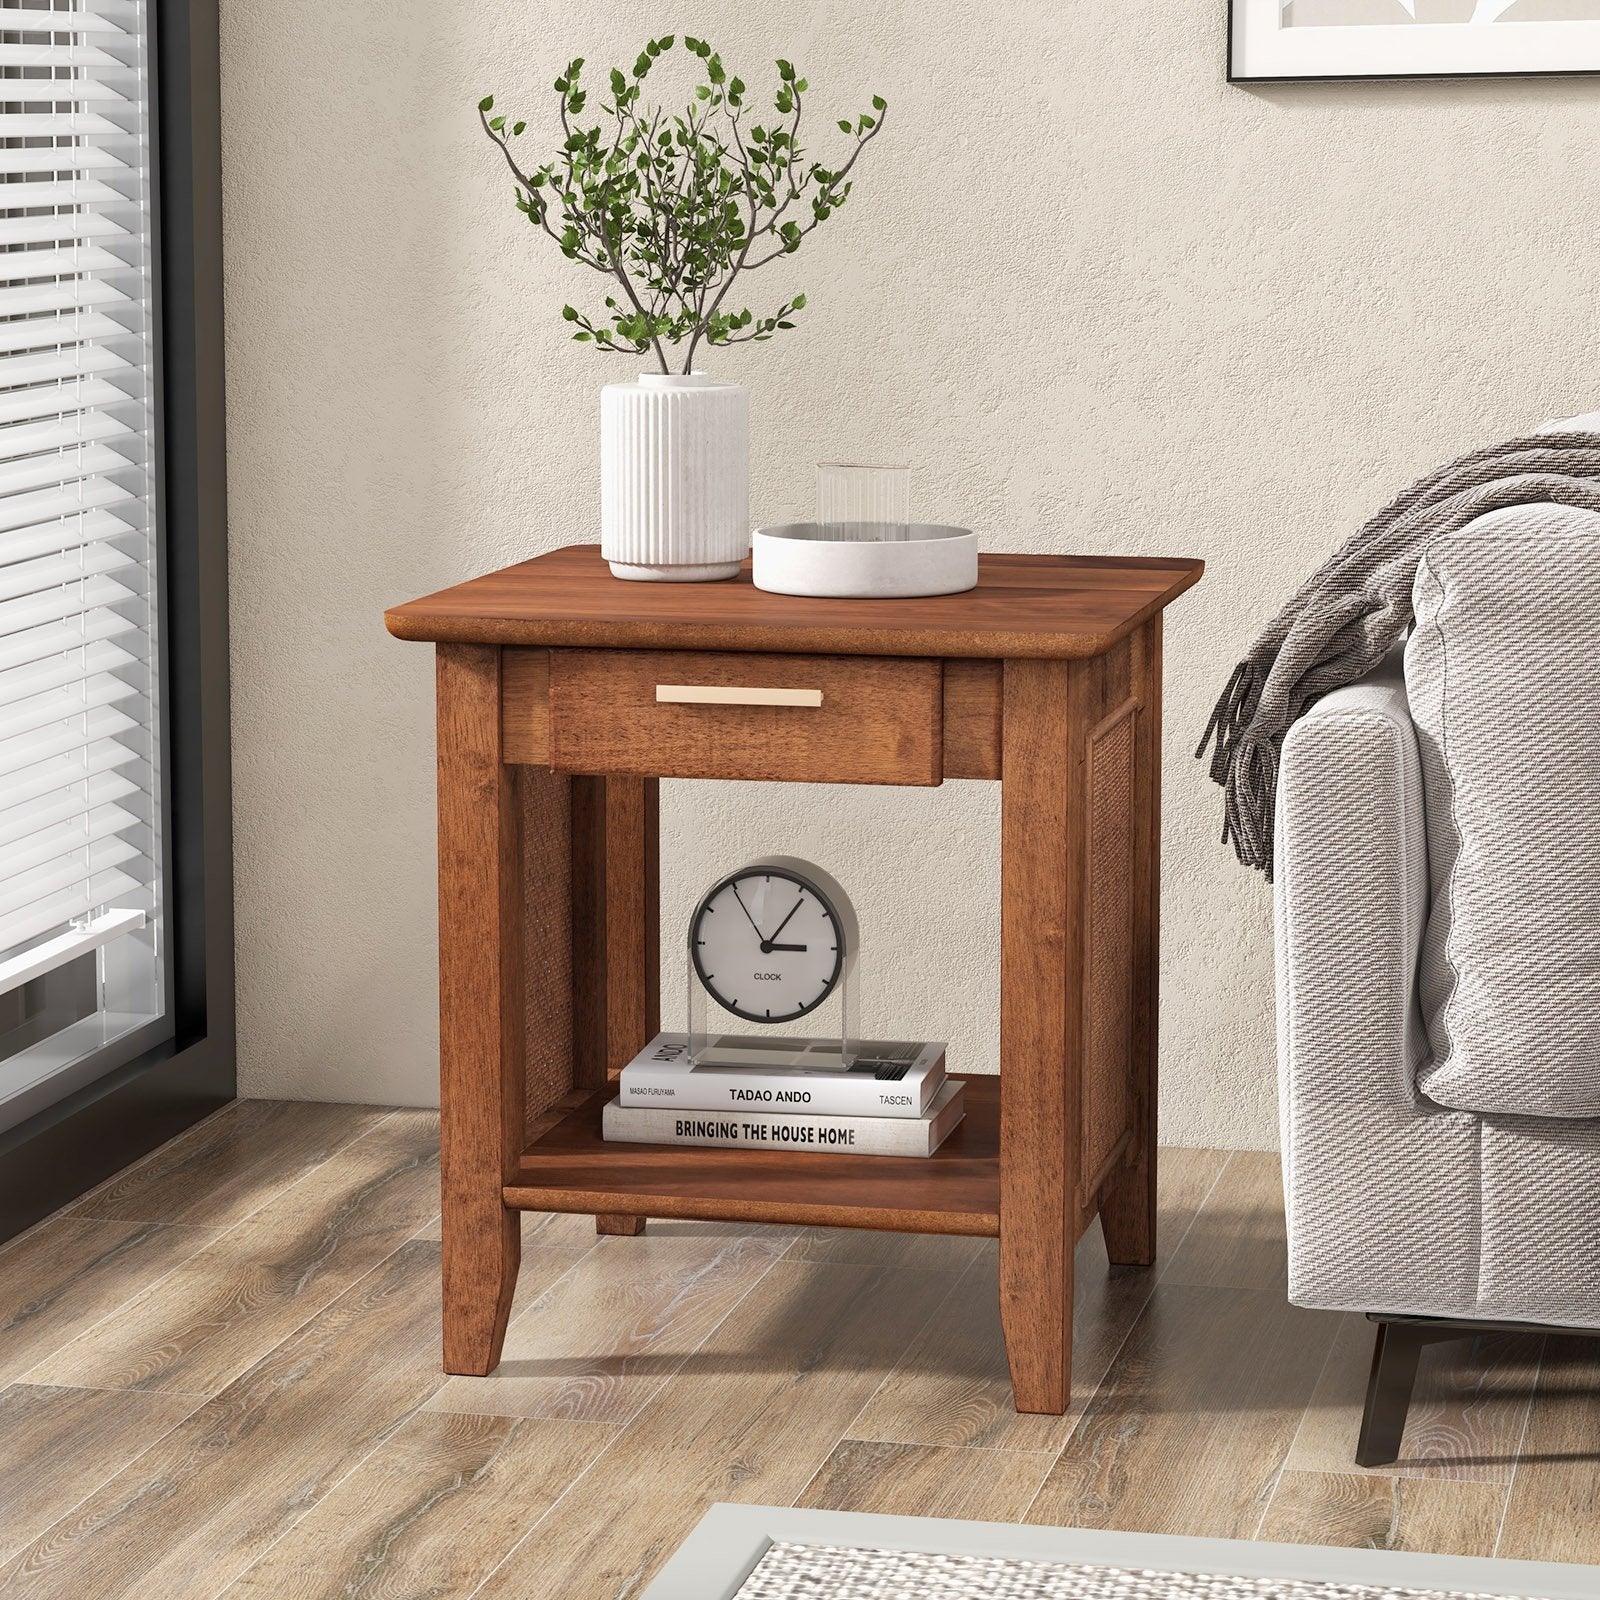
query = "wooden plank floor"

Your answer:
(0, 1109), (1593, 1598)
